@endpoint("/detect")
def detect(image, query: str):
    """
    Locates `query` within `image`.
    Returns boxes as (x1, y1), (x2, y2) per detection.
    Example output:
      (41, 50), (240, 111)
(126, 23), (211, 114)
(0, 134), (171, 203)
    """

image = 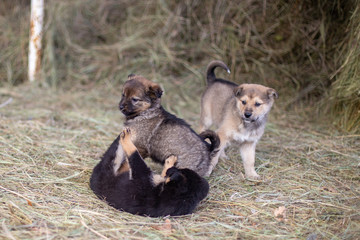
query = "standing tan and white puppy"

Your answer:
(200, 60), (278, 179)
